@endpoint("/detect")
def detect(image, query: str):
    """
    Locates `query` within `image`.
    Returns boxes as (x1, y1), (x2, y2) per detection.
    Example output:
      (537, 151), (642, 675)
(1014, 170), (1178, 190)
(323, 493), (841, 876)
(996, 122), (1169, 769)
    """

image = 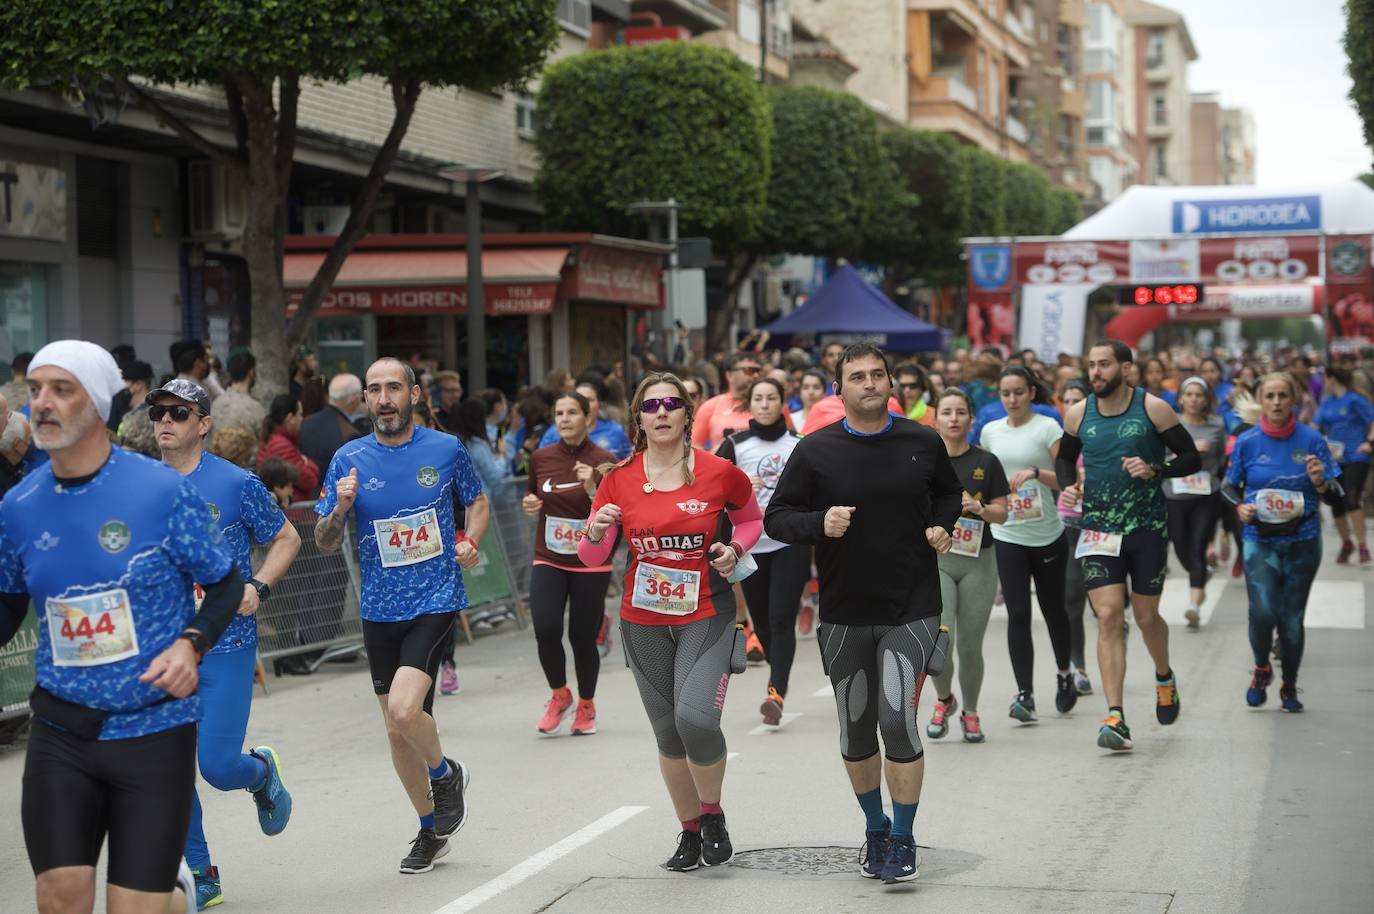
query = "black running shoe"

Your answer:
(399, 828), (449, 874)
(699, 812), (734, 866)
(860, 822), (890, 879)
(1055, 672), (1079, 714)
(1155, 675), (1181, 725)
(431, 759), (470, 838)
(664, 830), (702, 872)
